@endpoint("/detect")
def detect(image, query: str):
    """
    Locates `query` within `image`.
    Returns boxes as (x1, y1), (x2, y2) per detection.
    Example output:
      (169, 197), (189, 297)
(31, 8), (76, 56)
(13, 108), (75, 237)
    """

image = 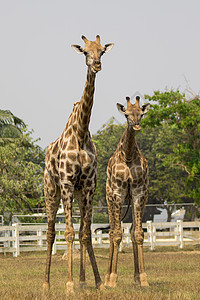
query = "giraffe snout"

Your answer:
(92, 61), (101, 72)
